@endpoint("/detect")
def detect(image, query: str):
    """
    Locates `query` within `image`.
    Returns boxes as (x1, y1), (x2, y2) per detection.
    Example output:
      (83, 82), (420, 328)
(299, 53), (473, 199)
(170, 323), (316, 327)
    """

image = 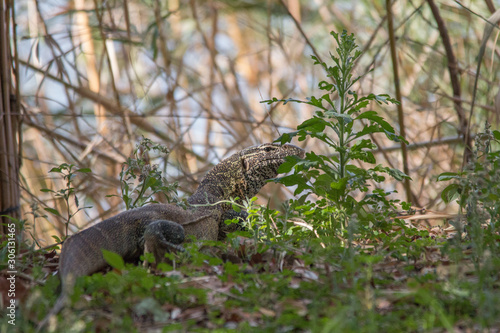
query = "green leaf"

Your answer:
(330, 177), (348, 190)
(102, 249), (125, 270)
(44, 207), (61, 216)
(384, 130), (408, 144)
(275, 132), (295, 144)
(306, 96), (325, 109)
(48, 167), (62, 173)
(345, 164), (366, 176)
(386, 167), (411, 181)
(40, 188), (54, 193)
(351, 139), (376, 151)
(144, 176), (160, 190)
(351, 100), (370, 113)
(493, 130), (500, 141)
(297, 117), (328, 132)
(441, 184), (461, 203)
(325, 110), (353, 123)
(437, 172), (461, 182)
(366, 93), (399, 105)
(370, 165), (410, 181)
(351, 125), (384, 140)
(321, 93), (335, 108)
(363, 151), (376, 164)
(314, 173), (334, 188)
(76, 168), (92, 173)
(275, 173), (312, 196)
(318, 81), (334, 91)
(277, 156), (300, 173)
(356, 111), (395, 133)
(52, 235), (63, 244)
